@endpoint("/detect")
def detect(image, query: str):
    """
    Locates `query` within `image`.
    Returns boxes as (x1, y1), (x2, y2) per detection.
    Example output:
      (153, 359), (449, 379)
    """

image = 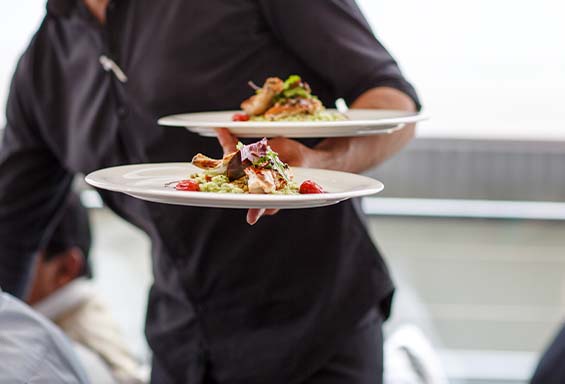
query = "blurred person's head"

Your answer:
(27, 194), (92, 305)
